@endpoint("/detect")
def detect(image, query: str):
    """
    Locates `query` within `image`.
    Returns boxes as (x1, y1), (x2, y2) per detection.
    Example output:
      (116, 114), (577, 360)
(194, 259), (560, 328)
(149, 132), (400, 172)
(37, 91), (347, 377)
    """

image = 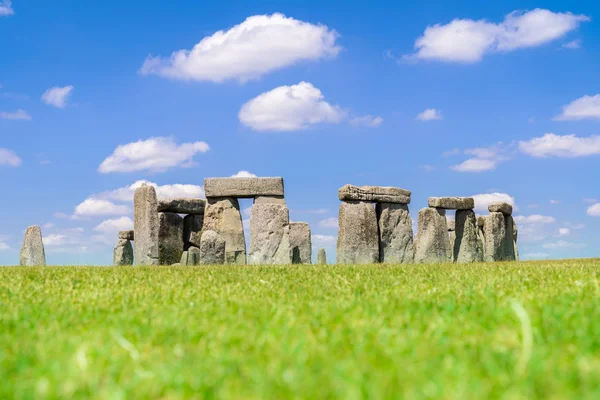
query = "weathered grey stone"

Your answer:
(20, 226), (46, 266)
(454, 210), (483, 263)
(289, 222), (311, 264)
(183, 214), (203, 250)
(428, 197), (474, 210)
(513, 220), (519, 261)
(477, 216), (485, 227)
(488, 202), (513, 215)
(158, 198), (206, 215)
(317, 248), (327, 265)
(413, 208), (451, 264)
(203, 197), (246, 264)
(198, 230), (226, 265)
(134, 185), (159, 266)
(338, 185), (411, 204)
(447, 220), (455, 231)
(158, 212), (184, 265)
(118, 230), (134, 240)
(180, 247), (200, 266)
(477, 216), (487, 260)
(503, 215), (516, 261)
(204, 177), (284, 198)
(336, 201), (379, 264)
(376, 203), (414, 263)
(254, 196), (286, 204)
(449, 232), (456, 261)
(248, 203), (292, 264)
(113, 239), (133, 266)
(483, 212), (505, 262)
